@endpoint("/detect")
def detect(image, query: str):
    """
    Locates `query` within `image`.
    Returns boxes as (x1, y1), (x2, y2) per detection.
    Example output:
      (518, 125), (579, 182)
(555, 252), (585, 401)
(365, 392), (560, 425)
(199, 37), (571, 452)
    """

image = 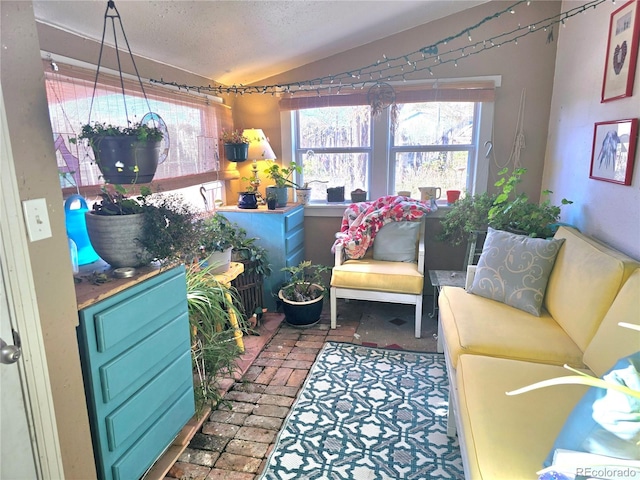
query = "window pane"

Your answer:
(394, 102), (474, 146)
(298, 106), (371, 148)
(301, 151), (369, 201)
(394, 150), (468, 197)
